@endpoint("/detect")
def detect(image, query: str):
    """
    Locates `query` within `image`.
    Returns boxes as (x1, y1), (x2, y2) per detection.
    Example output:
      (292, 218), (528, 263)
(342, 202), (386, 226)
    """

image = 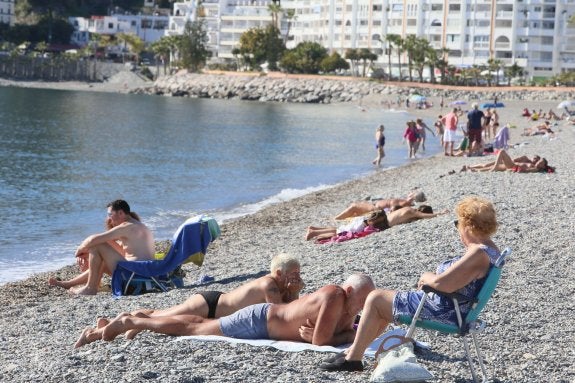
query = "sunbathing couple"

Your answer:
(76, 253), (376, 349)
(306, 191), (448, 241)
(461, 150), (553, 173)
